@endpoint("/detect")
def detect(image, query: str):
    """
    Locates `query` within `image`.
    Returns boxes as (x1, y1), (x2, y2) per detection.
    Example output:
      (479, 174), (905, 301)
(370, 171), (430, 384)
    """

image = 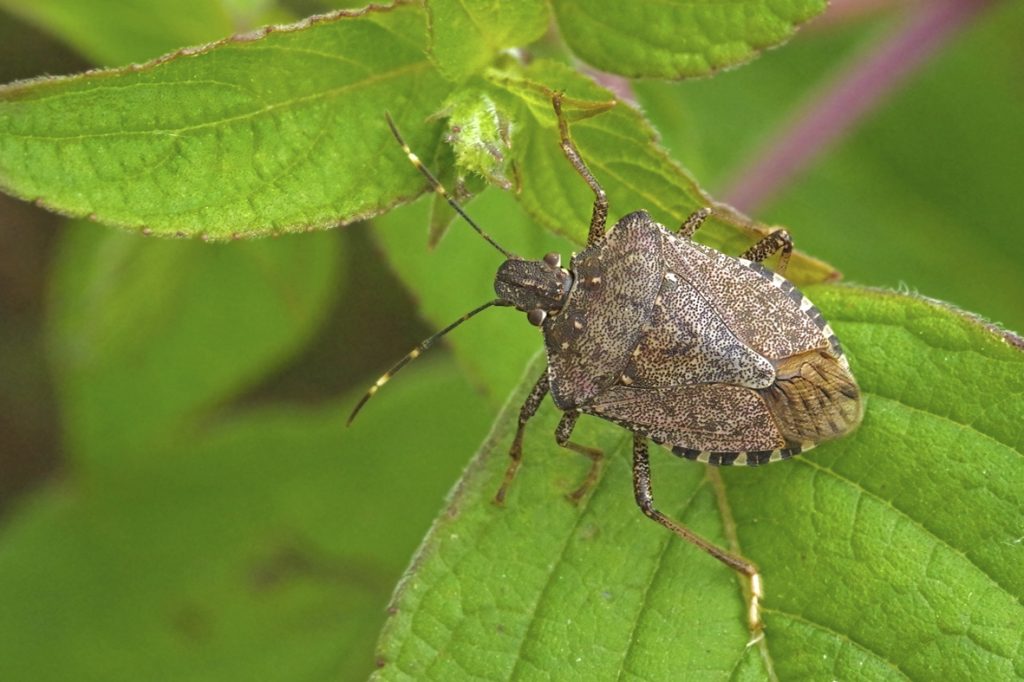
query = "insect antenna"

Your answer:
(347, 299), (502, 425)
(385, 112), (516, 259)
